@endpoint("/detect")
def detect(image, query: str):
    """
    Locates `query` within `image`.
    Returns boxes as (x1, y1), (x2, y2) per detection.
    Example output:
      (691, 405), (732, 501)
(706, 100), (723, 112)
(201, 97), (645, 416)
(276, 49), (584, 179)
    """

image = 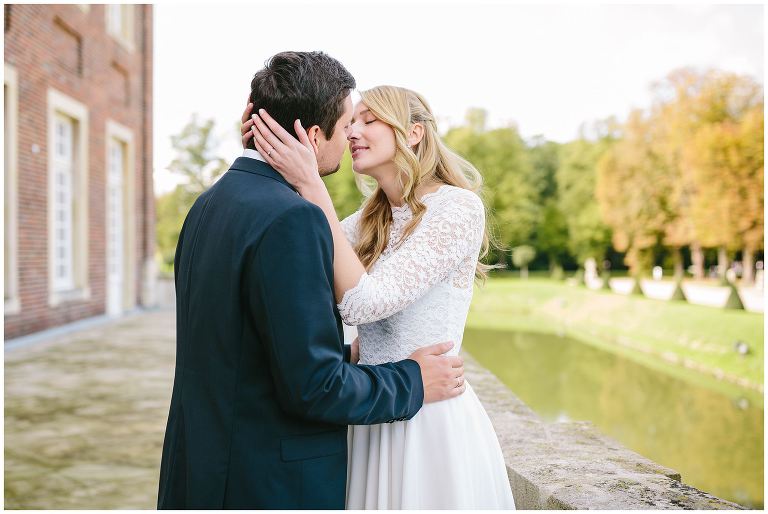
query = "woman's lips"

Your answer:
(351, 146), (368, 159)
